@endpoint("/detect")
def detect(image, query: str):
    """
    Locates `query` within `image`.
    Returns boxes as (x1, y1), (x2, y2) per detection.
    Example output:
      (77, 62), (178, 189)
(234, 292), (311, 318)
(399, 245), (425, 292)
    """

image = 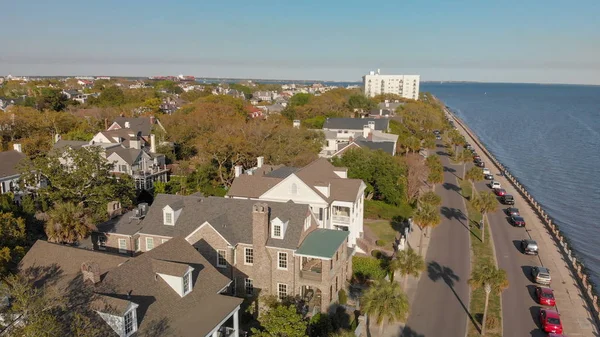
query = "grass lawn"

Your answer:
(364, 199), (413, 221)
(364, 220), (398, 247)
(460, 179), (503, 337)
